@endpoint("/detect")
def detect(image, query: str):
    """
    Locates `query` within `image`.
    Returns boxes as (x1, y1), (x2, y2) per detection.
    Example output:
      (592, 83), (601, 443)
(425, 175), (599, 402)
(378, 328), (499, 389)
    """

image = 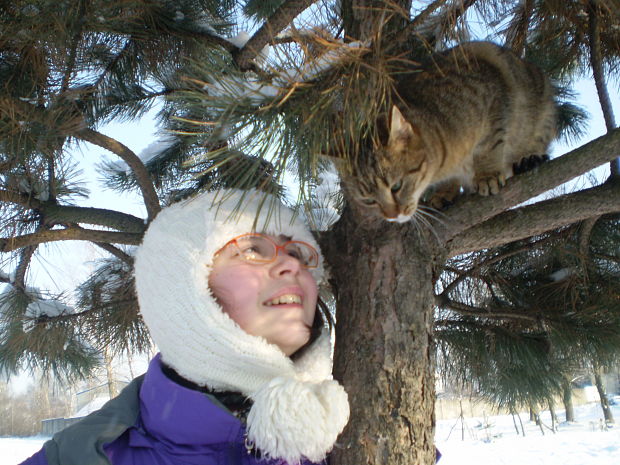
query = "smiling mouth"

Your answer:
(264, 294), (303, 306)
